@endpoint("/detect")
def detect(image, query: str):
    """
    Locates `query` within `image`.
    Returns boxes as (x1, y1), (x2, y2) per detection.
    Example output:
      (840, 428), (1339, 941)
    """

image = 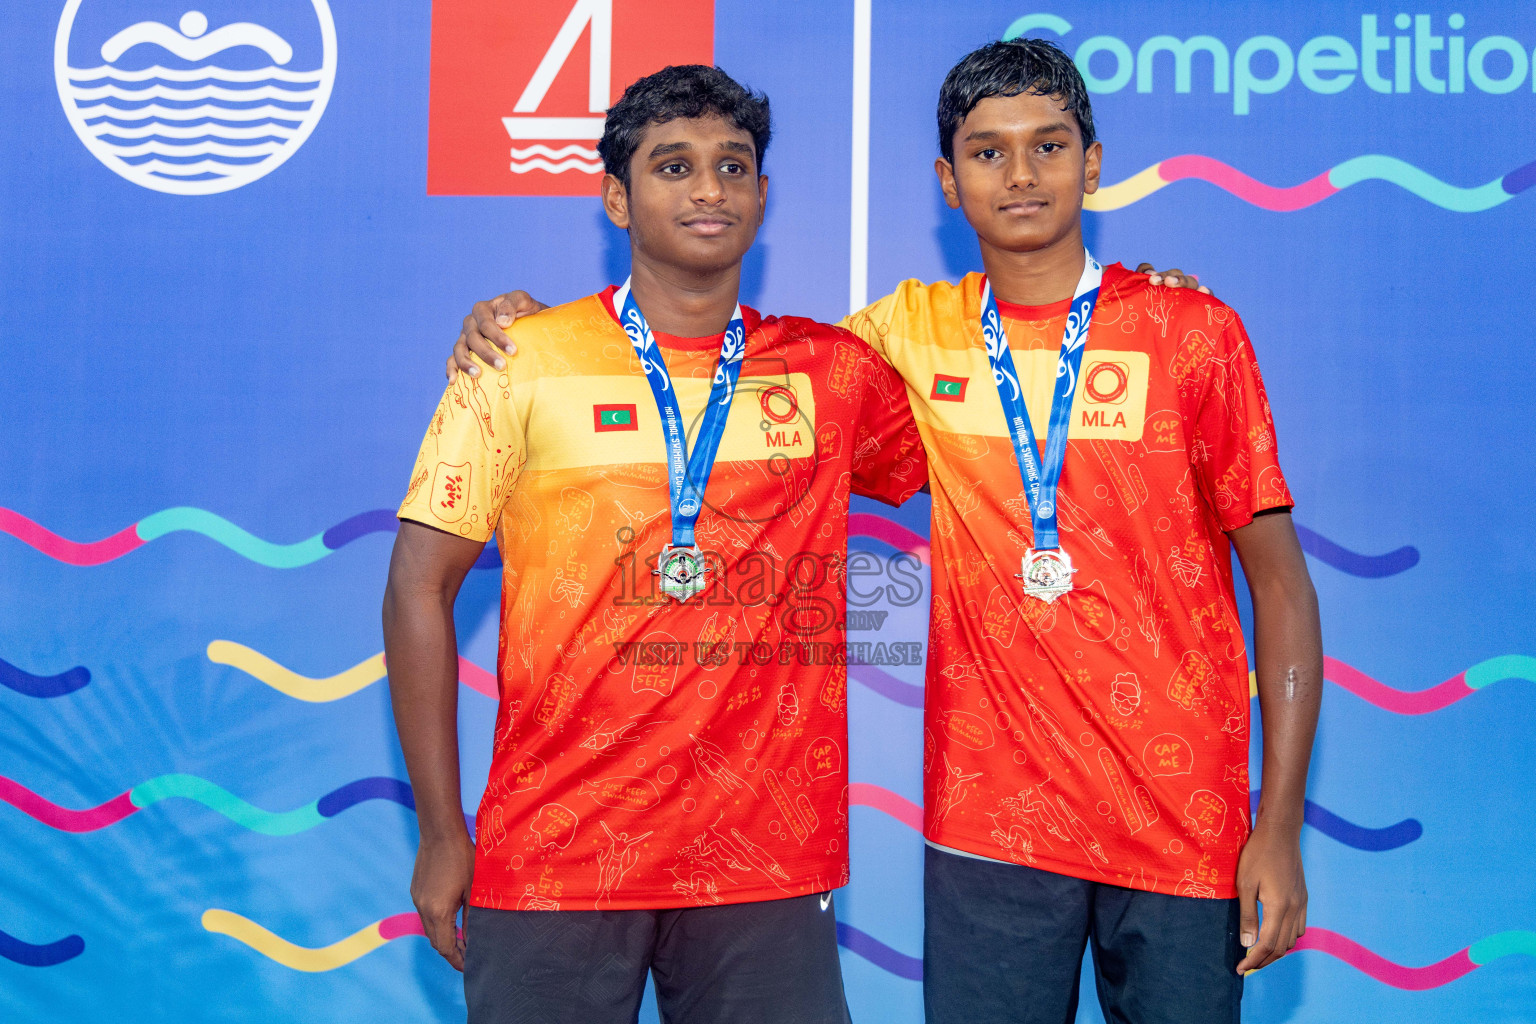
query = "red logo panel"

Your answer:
(429, 0), (715, 196)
